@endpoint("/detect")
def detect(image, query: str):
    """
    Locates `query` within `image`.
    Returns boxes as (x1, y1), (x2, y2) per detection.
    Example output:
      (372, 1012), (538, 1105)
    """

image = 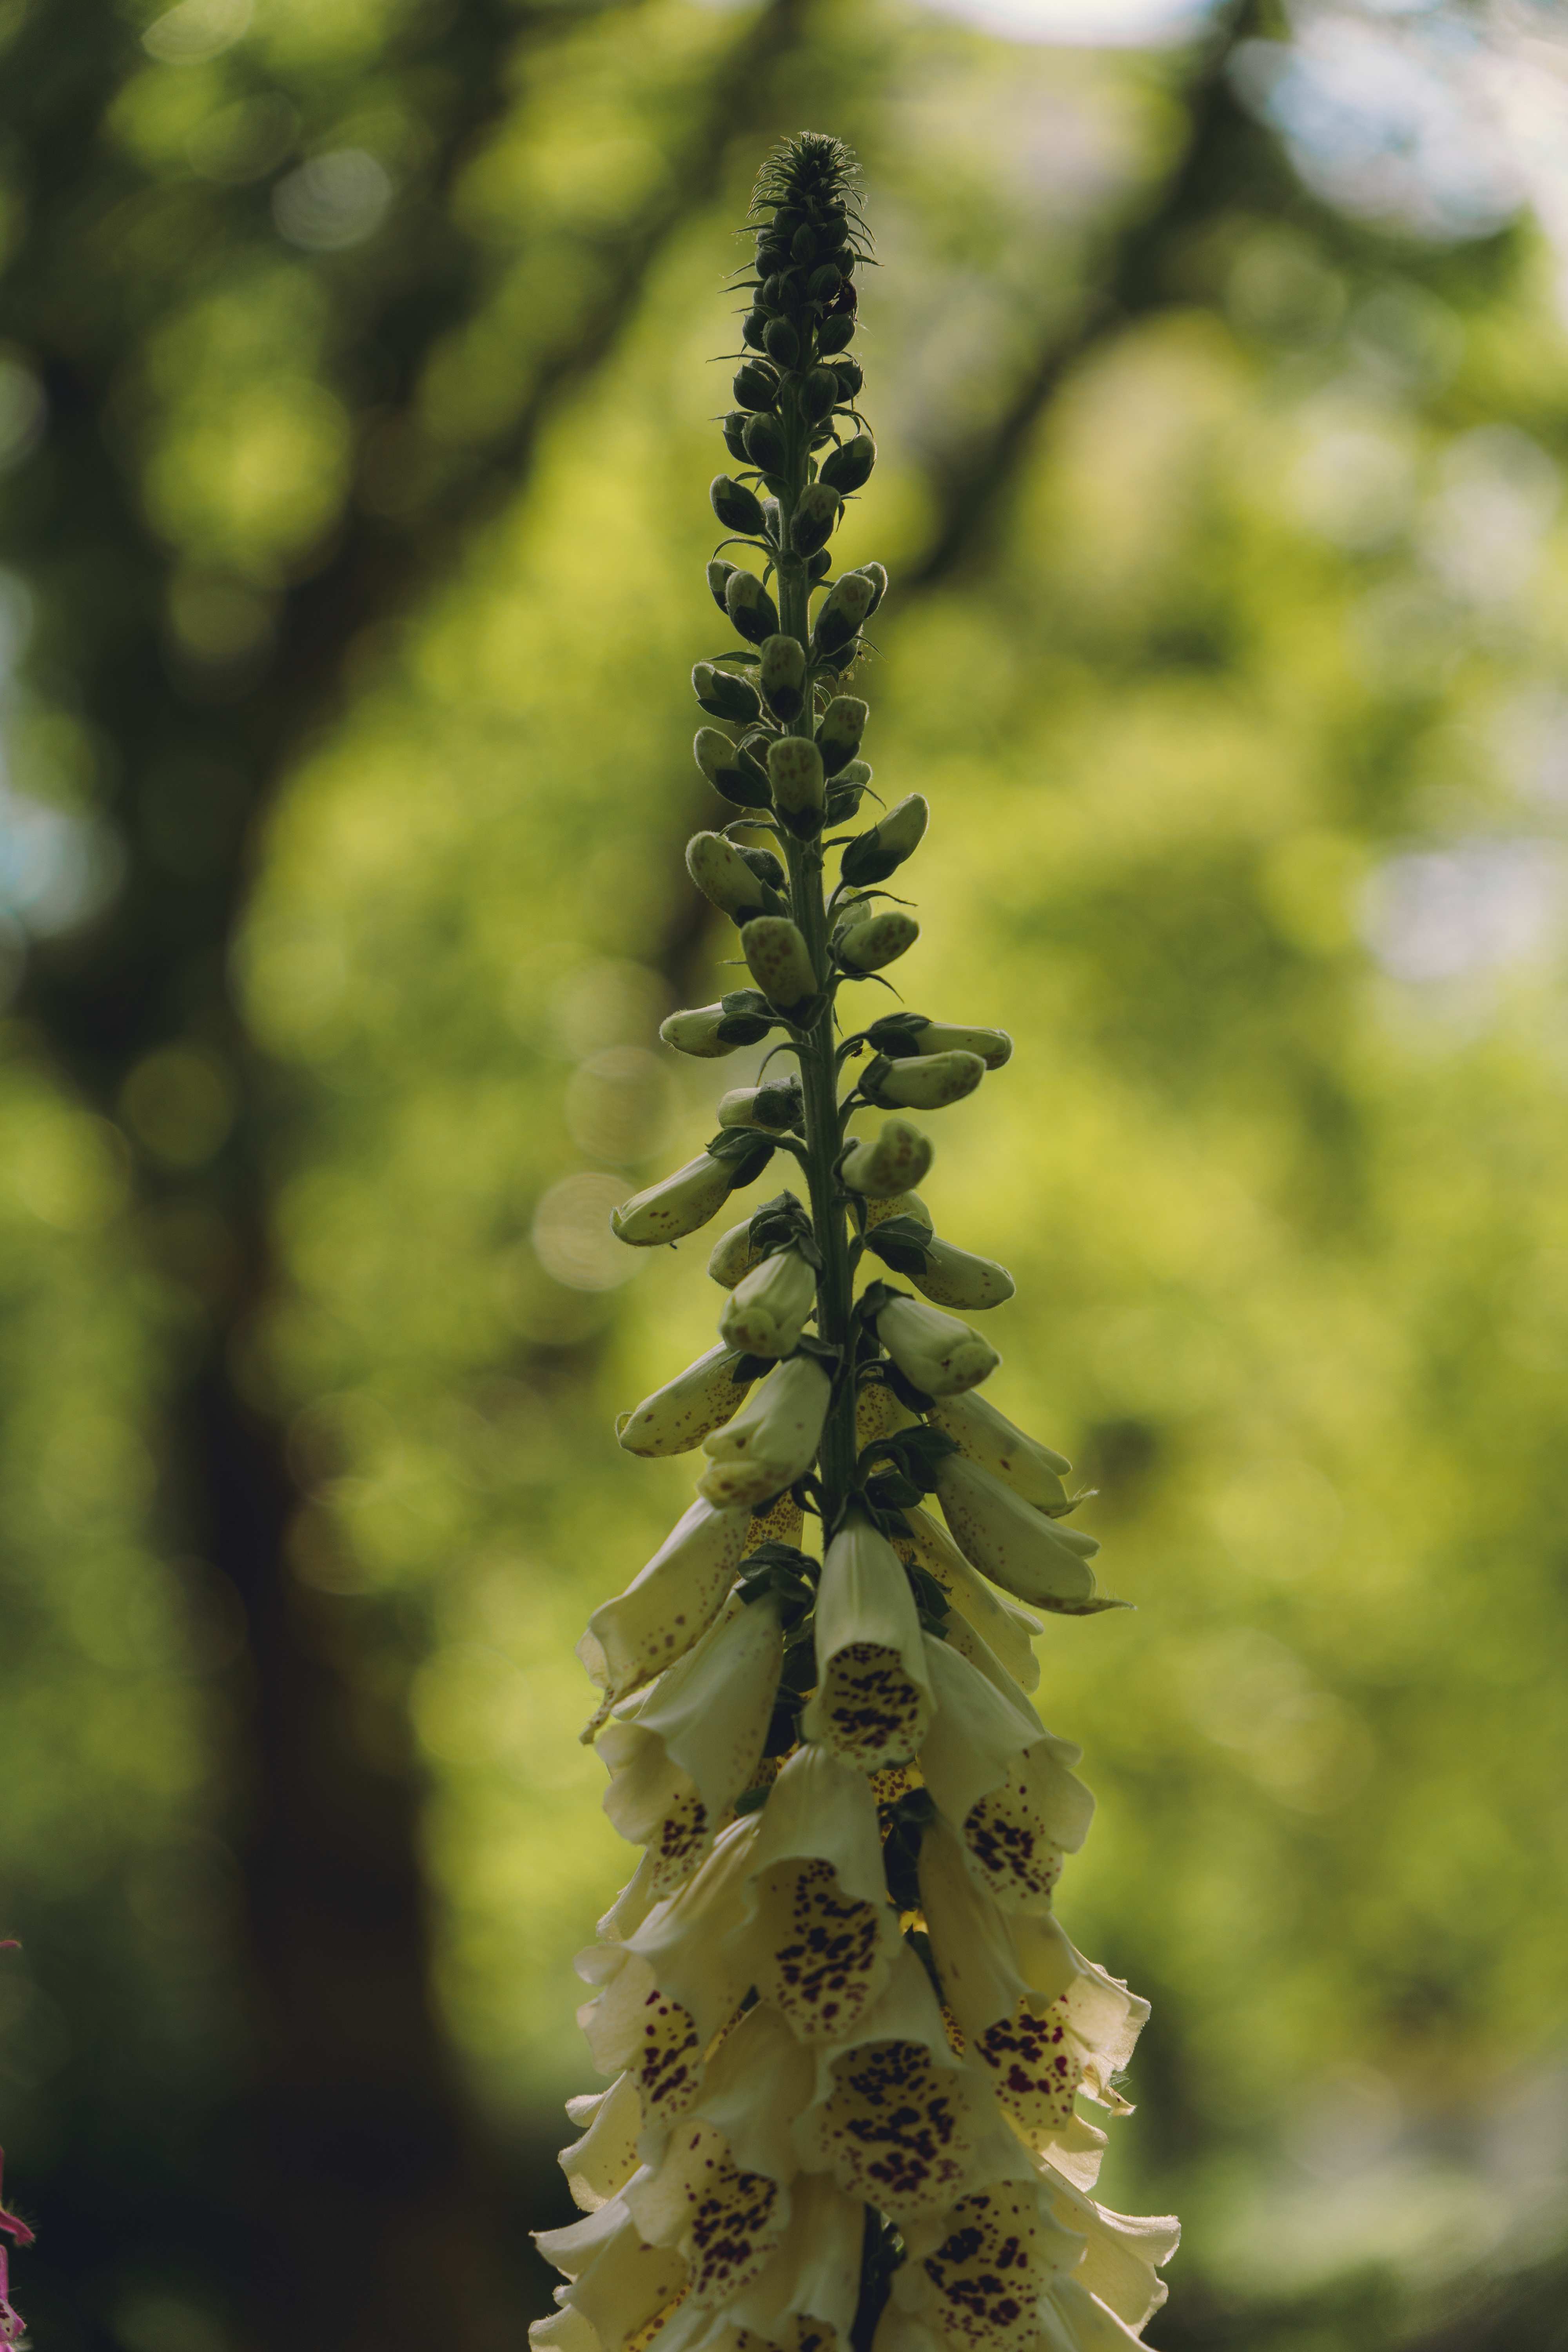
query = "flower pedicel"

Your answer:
(537, 134), (1176, 2352)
